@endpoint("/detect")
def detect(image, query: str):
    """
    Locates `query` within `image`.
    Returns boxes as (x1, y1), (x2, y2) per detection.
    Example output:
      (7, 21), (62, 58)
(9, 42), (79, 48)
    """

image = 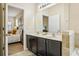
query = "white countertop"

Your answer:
(26, 32), (62, 42)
